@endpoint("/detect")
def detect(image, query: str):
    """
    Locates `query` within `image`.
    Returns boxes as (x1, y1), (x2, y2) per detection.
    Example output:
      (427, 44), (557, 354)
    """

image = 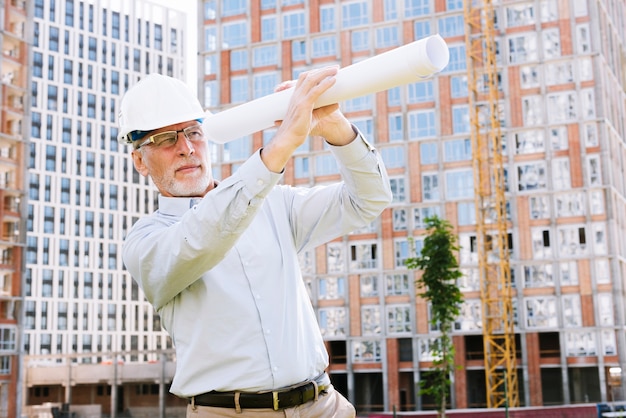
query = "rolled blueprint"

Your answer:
(205, 34), (450, 143)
